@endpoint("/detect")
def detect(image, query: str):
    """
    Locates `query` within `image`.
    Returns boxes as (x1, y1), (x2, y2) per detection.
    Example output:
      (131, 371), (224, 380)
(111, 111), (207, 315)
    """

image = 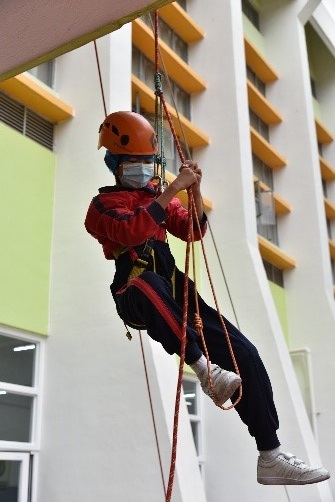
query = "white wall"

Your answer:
(262, 2), (335, 498)
(188, 0), (333, 500)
